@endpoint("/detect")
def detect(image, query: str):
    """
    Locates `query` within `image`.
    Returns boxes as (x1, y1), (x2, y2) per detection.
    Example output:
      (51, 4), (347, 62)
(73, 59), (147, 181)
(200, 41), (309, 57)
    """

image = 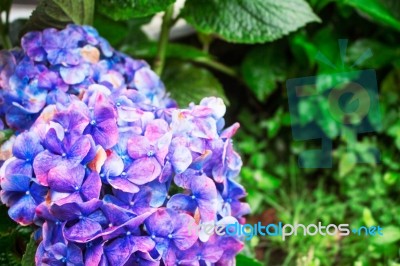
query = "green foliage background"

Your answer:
(0, 0), (399, 265)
